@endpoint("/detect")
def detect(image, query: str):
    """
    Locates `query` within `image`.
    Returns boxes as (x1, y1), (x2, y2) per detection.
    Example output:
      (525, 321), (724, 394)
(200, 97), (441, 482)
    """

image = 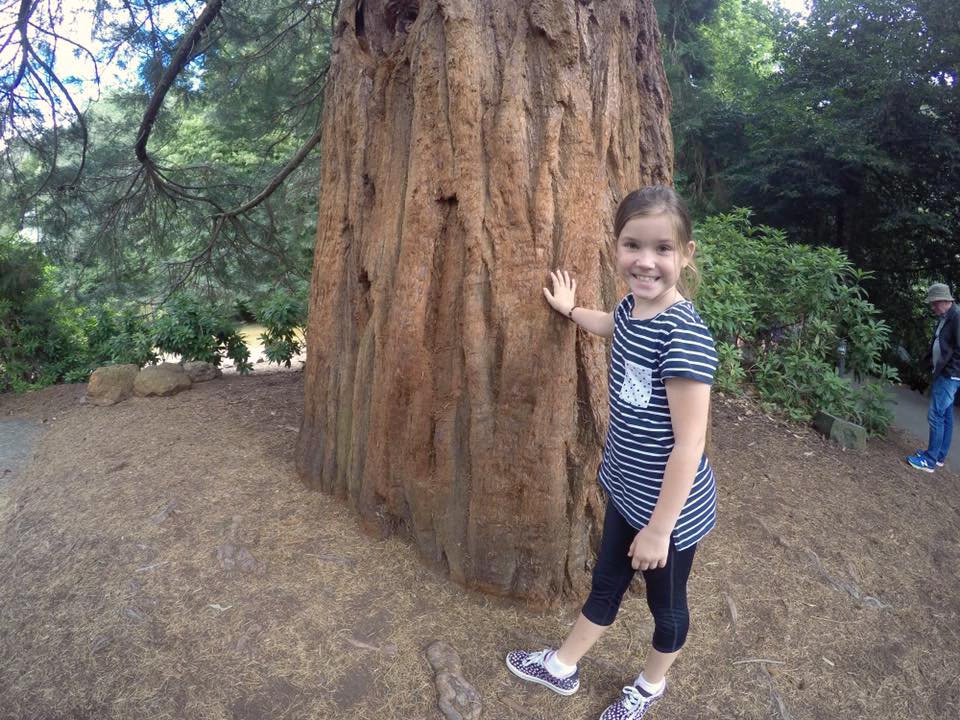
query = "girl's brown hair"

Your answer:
(613, 186), (700, 299)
